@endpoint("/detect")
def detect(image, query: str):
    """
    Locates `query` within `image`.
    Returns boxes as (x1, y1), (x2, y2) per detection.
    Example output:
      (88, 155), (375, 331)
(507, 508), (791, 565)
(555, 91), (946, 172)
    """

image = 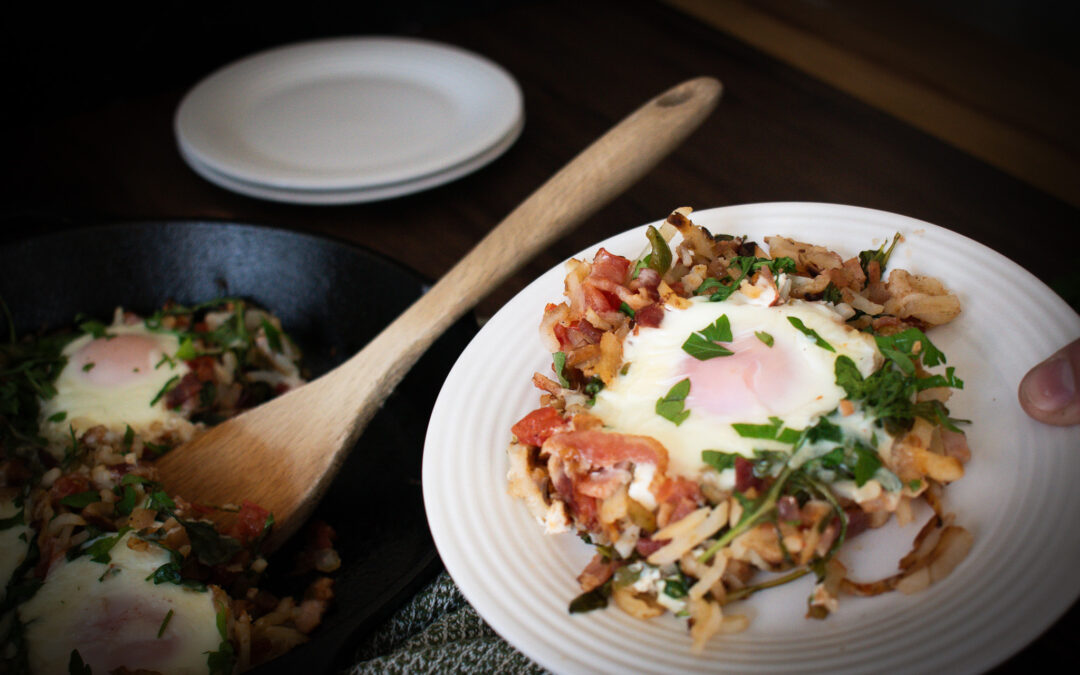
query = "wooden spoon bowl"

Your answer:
(155, 77), (723, 549)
